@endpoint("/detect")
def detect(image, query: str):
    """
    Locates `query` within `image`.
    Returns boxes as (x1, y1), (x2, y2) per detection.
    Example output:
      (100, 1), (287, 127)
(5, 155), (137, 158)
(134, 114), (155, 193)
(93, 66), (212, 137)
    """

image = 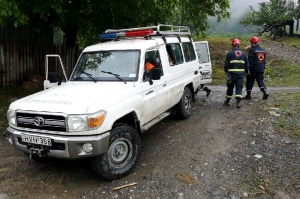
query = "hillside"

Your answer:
(203, 37), (300, 86)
